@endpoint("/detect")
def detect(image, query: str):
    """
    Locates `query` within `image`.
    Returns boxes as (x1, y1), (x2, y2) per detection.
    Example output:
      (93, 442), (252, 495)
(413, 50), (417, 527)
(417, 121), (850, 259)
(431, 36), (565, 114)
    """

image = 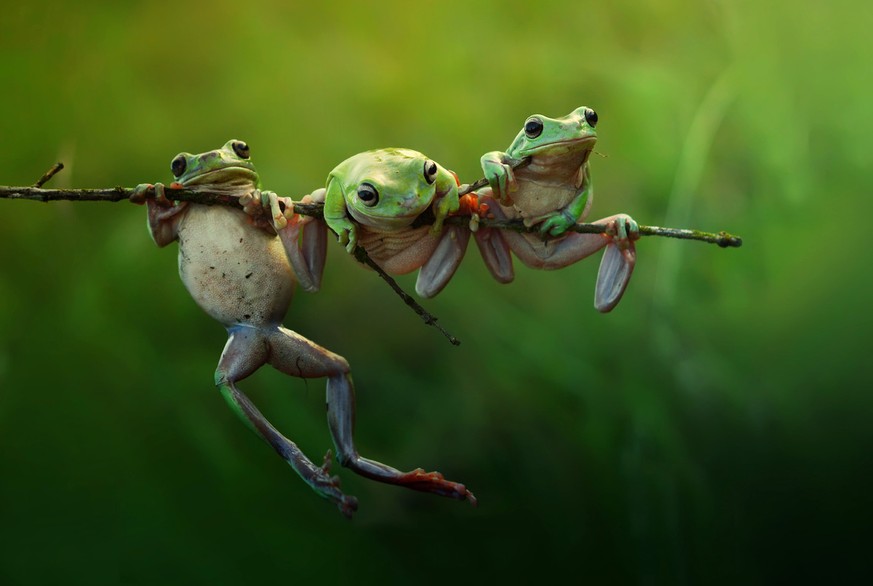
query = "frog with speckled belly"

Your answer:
(130, 140), (475, 517)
